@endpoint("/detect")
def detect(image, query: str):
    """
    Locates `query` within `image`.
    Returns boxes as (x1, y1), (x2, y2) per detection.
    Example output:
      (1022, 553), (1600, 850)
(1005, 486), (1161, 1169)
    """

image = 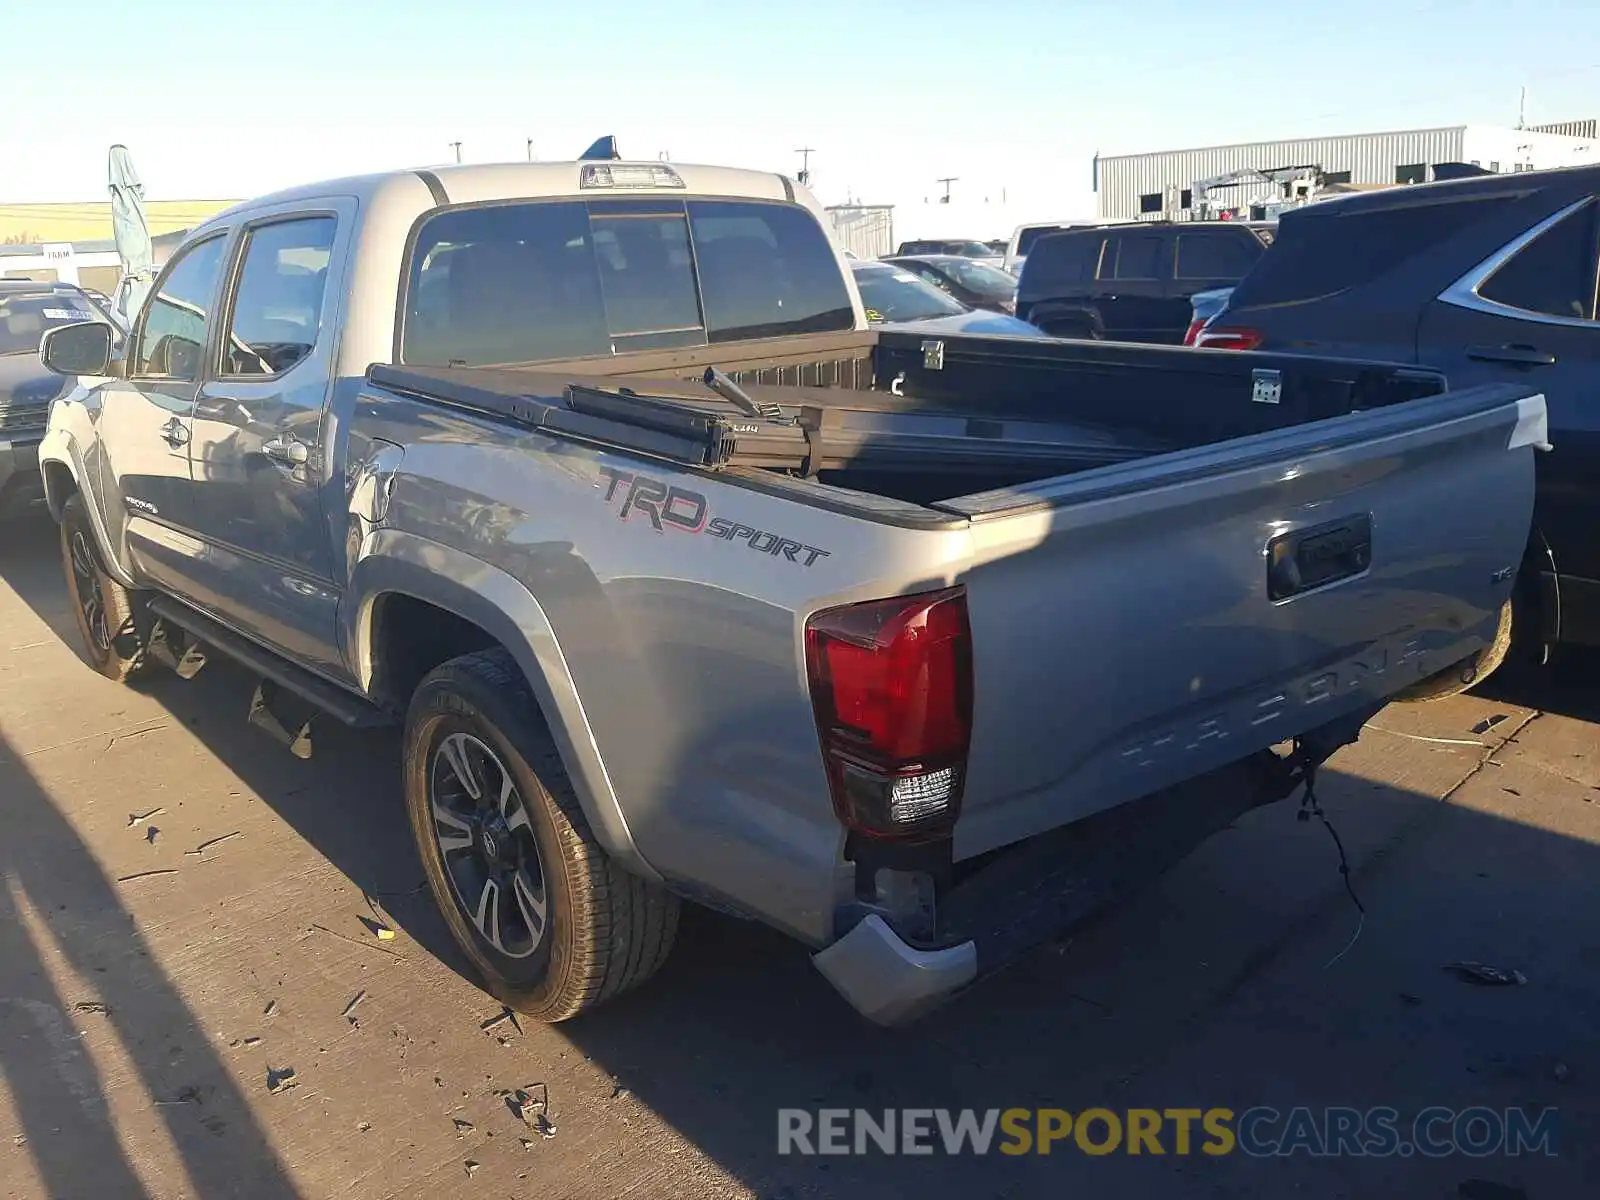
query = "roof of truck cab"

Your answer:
(200, 161), (802, 228)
